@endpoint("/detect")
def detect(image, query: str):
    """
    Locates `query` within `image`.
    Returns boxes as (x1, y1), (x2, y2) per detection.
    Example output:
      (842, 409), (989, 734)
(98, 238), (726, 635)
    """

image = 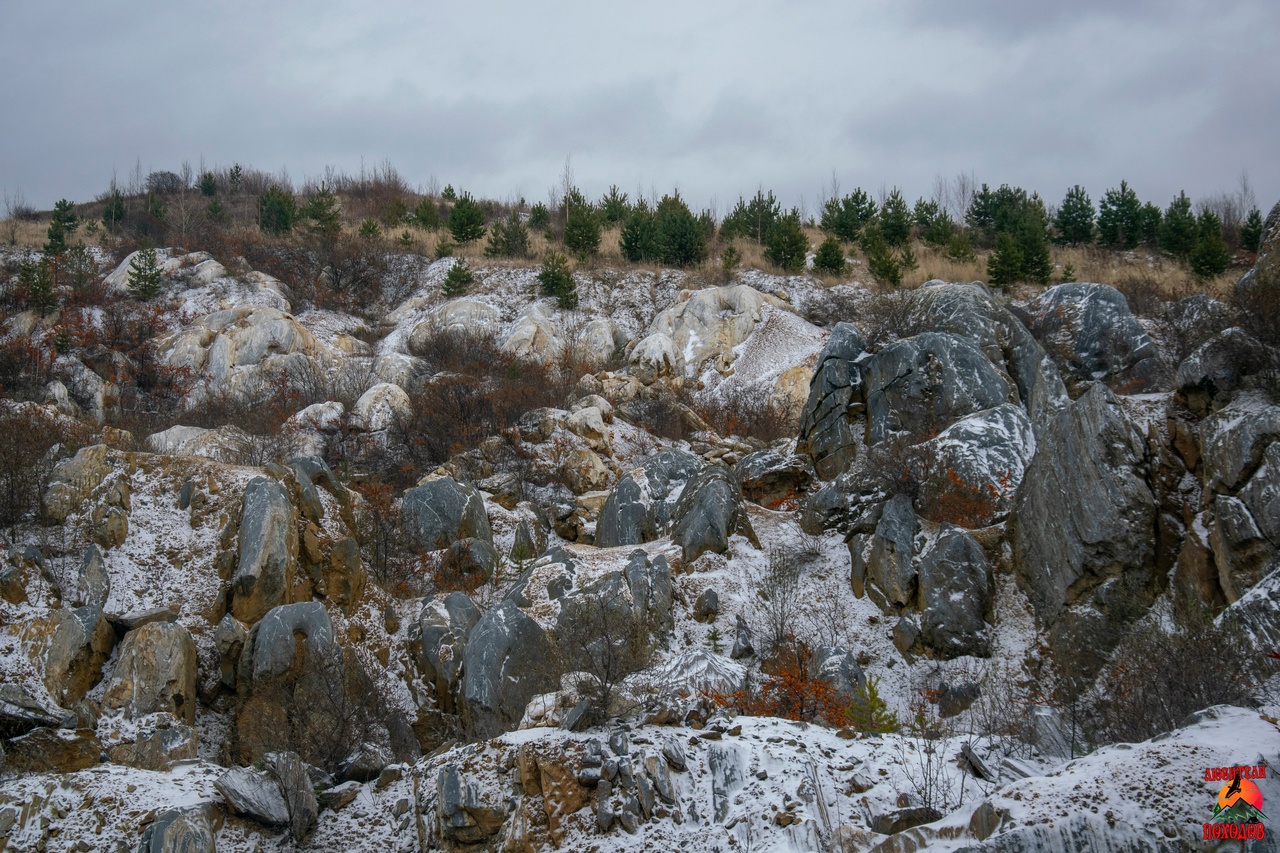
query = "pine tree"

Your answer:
(198, 172), (218, 197)
(537, 252), (577, 308)
(485, 211), (530, 258)
(1016, 213), (1052, 284)
(1241, 207), (1264, 253)
(102, 189), (126, 232)
(878, 188), (912, 247)
(562, 198), (601, 259)
(986, 231), (1024, 287)
(358, 218), (381, 241)
(447, 192), (486, 244)
(127, 243), (163, 300)
(860, 225), (902, 287)
(620, 203), (657, 263)
(820, 188), (876, 243)
(441, 184), (456, 201)
(1097, 180), (1142, 249)
(257, 185), (297, 235)
(1054, 185), (1095, 245)
(44, 199), (79, 256)
(528, 202), (551, 232)
(1139, 202), (1162, 245)
(721, 190), (780, 243)
(18, 259), (57, 317)
(846, 676), (898, 733)
(812, 236), (847, 275)
(599, 184), (630, 225)
(442, 260), (473, 297)
(1158, 192), (1197, 260)
(1190, 210), (1231, 280)
(764, 209), (808, 272)
(205, 196), (227, 224)
(302, 185), (343, 246)
(413, 197), (441, 231)
(653, 193), (707, 267)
